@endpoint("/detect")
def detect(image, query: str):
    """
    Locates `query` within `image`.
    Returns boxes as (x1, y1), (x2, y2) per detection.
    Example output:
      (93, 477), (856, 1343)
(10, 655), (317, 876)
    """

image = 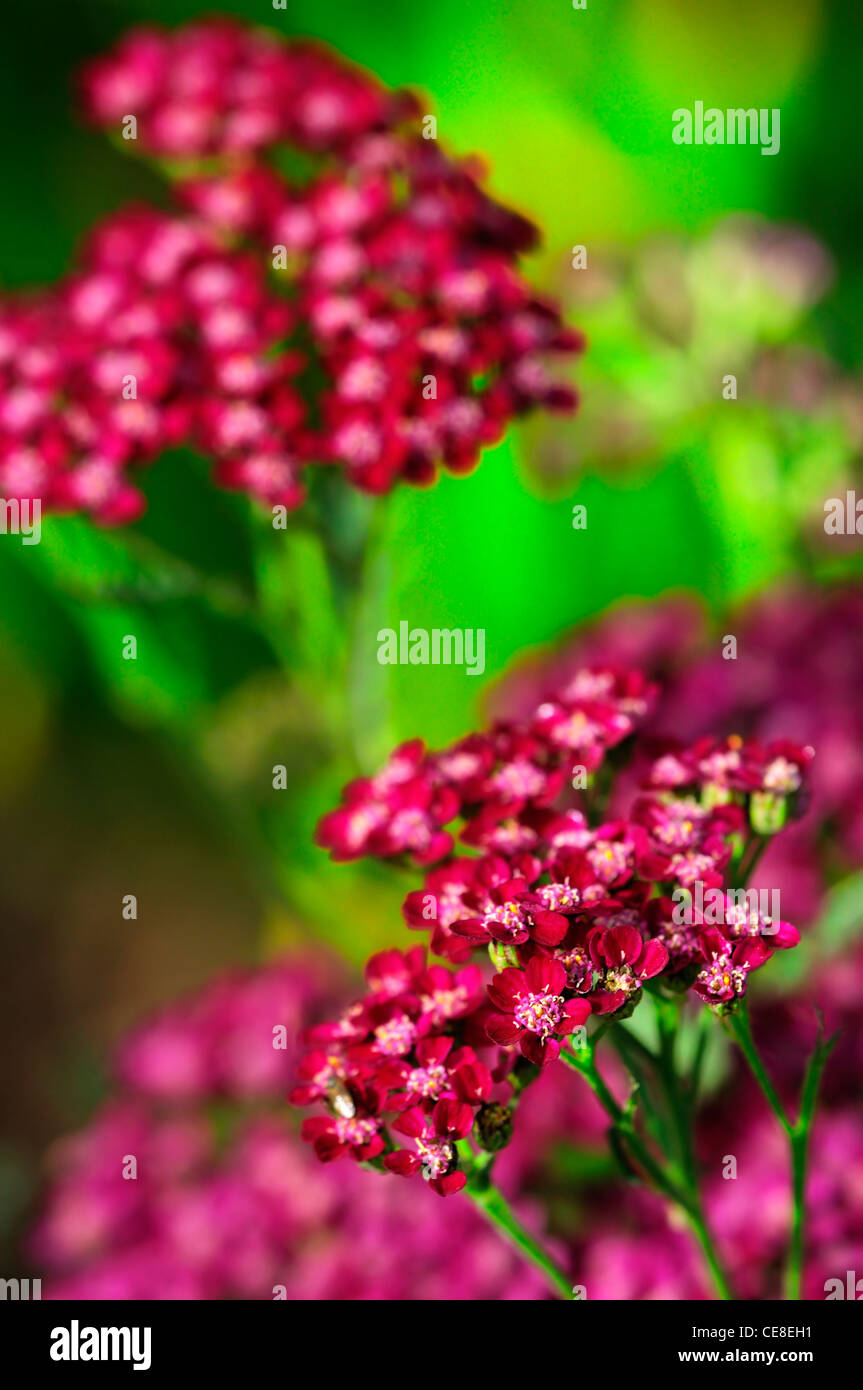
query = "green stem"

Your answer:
(689, 1007), (711, 1113)
(725, 1000), (791, 1133)
(785, 1021), (839, 1299)
(734, 834), (769, 888)
(608, 1025), (677, 1162)
(651, 998), (734, 1300)
(561, 1045), (739, 1301)
(686, 1206), (735, 1302)
(561, 1045), (688, 1208)
(464, 1178), (573, 1301)
(655, 997), (695, 1183)
(567, 1020), (735, 1299)
(724, 1000), (839, 1300)
(786, 1132), (807, 1302)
